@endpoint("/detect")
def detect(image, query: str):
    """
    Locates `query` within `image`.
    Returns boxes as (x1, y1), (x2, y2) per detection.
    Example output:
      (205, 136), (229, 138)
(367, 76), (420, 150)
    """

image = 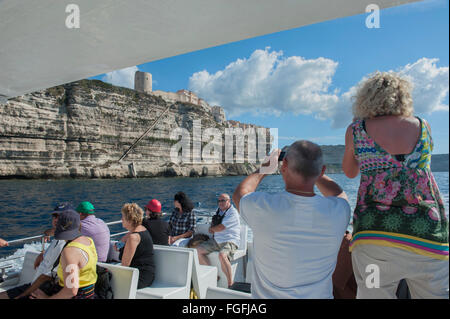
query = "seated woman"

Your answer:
(142, 199), (171, 245)
(31, 209), (98, 299)
(118, 203), (155, 289)
(168, 192), (196, 247)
